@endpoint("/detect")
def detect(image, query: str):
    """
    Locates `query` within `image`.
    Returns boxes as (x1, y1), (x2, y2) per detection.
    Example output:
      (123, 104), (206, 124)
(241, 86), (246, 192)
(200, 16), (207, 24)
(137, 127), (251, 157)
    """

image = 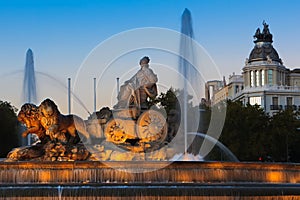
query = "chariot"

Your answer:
(96, 84), (168, 152)
(87, 56), (172, 152)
